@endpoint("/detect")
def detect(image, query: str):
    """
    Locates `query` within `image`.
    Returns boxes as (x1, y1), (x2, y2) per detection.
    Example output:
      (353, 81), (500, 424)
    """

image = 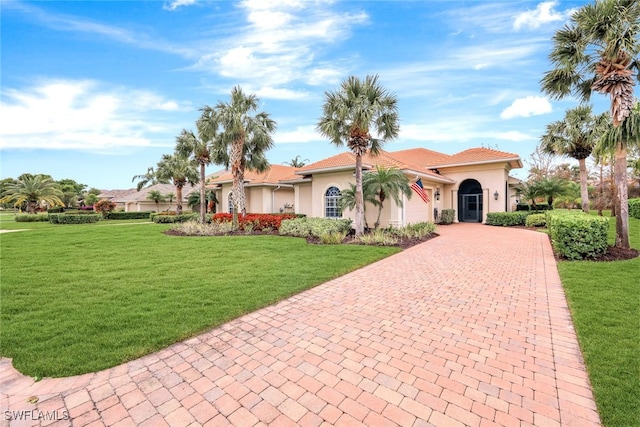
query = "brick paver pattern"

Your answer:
(1, 223), (601, 426)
